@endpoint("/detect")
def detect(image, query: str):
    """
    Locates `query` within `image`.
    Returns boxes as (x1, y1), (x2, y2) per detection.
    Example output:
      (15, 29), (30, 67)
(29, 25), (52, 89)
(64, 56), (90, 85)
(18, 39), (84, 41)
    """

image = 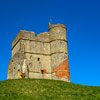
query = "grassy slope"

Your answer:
(0, 79), (100, 100)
